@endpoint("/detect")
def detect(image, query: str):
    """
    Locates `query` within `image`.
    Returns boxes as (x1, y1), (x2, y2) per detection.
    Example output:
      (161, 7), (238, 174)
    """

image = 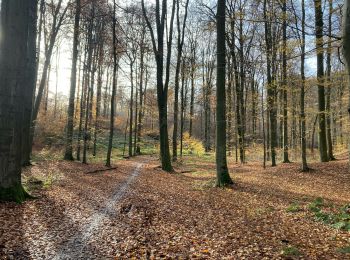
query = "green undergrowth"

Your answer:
(309, 198), (350, 231)
(284, 197), (350, 231)
(337, 246), (350, 254)
(281, 245), (301, 257)
(286, 202), (302, 213)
